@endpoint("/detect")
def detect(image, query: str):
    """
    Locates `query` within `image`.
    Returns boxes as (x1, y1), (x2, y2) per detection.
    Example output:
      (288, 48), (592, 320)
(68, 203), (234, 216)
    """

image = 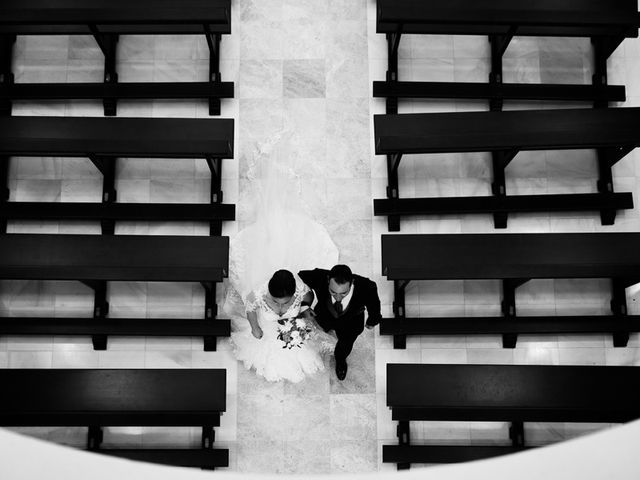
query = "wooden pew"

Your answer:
(0, 115), (233, 157)
(374, 0), (638, 112)
(0, 115), (235, 235)
(0, 202), (235, 234)
(0, 368), (229, 469)
(95, 449), (229, 469)
(0, 0), (234, 115)
(384, 363), (640, 469)
(373, 81), (626, 109)
(374, 107), (638, 230)
(380, 233), (640, 348)
(0, 233), (230, 351)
